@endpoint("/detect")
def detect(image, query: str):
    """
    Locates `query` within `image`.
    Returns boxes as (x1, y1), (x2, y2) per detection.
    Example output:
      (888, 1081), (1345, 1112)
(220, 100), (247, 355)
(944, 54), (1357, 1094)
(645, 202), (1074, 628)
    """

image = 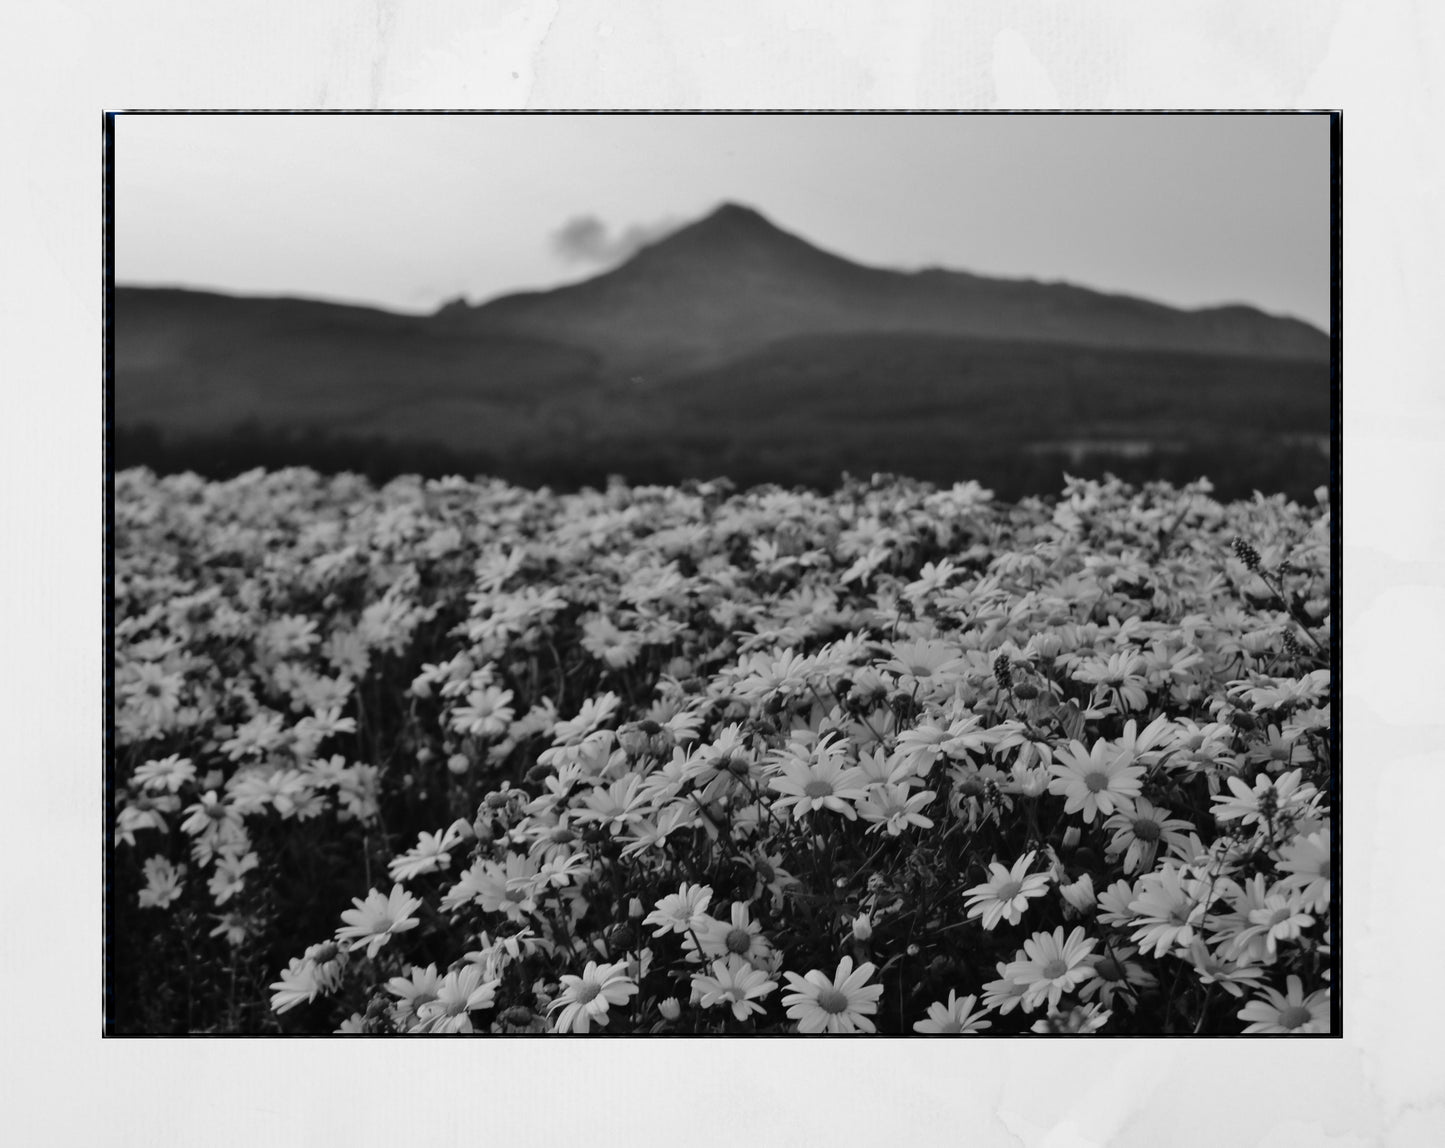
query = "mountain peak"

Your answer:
(671, 201), (796, 244)
(704, 201), (771, 224)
